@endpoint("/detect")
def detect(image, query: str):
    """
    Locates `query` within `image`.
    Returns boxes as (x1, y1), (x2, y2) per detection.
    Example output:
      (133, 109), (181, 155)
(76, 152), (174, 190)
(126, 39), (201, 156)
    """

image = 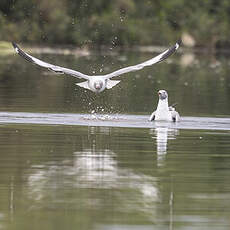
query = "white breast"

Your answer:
(155, 109), (172, 121)
(155, 98), (172, 121)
